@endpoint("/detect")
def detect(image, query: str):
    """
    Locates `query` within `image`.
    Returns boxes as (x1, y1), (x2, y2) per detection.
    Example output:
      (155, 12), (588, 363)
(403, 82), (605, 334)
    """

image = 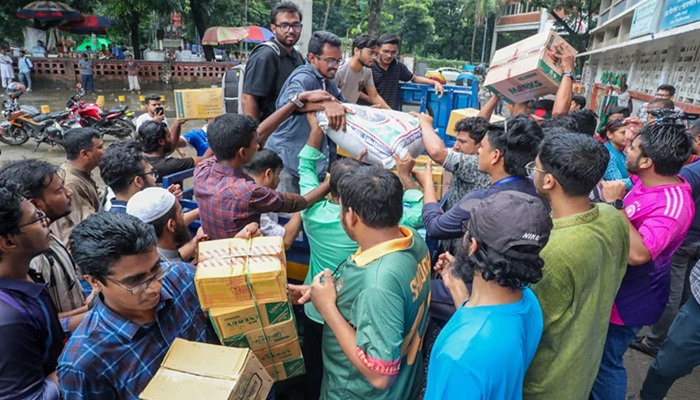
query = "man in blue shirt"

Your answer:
(110, 43), (125, 60)
(17, 50), (33, 91)
(264, 30), (350, 194)
(0, 179), (64, 400)
(424, 190), (552, 399)
(57, 212), (217, 399)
